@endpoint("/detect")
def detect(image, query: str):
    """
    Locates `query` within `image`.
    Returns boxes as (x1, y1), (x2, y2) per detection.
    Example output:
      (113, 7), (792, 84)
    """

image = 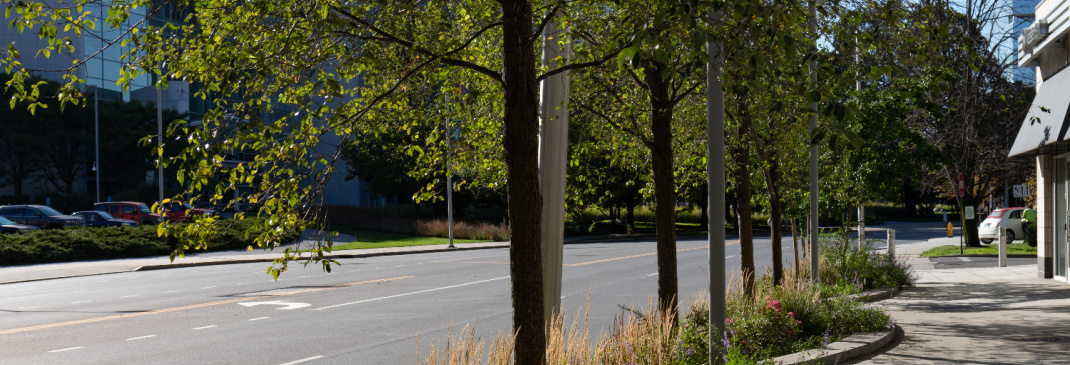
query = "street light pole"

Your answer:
(157, 77), (164, 203)
(446, 94), (455, 249)
(94, 86), (100, 203)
